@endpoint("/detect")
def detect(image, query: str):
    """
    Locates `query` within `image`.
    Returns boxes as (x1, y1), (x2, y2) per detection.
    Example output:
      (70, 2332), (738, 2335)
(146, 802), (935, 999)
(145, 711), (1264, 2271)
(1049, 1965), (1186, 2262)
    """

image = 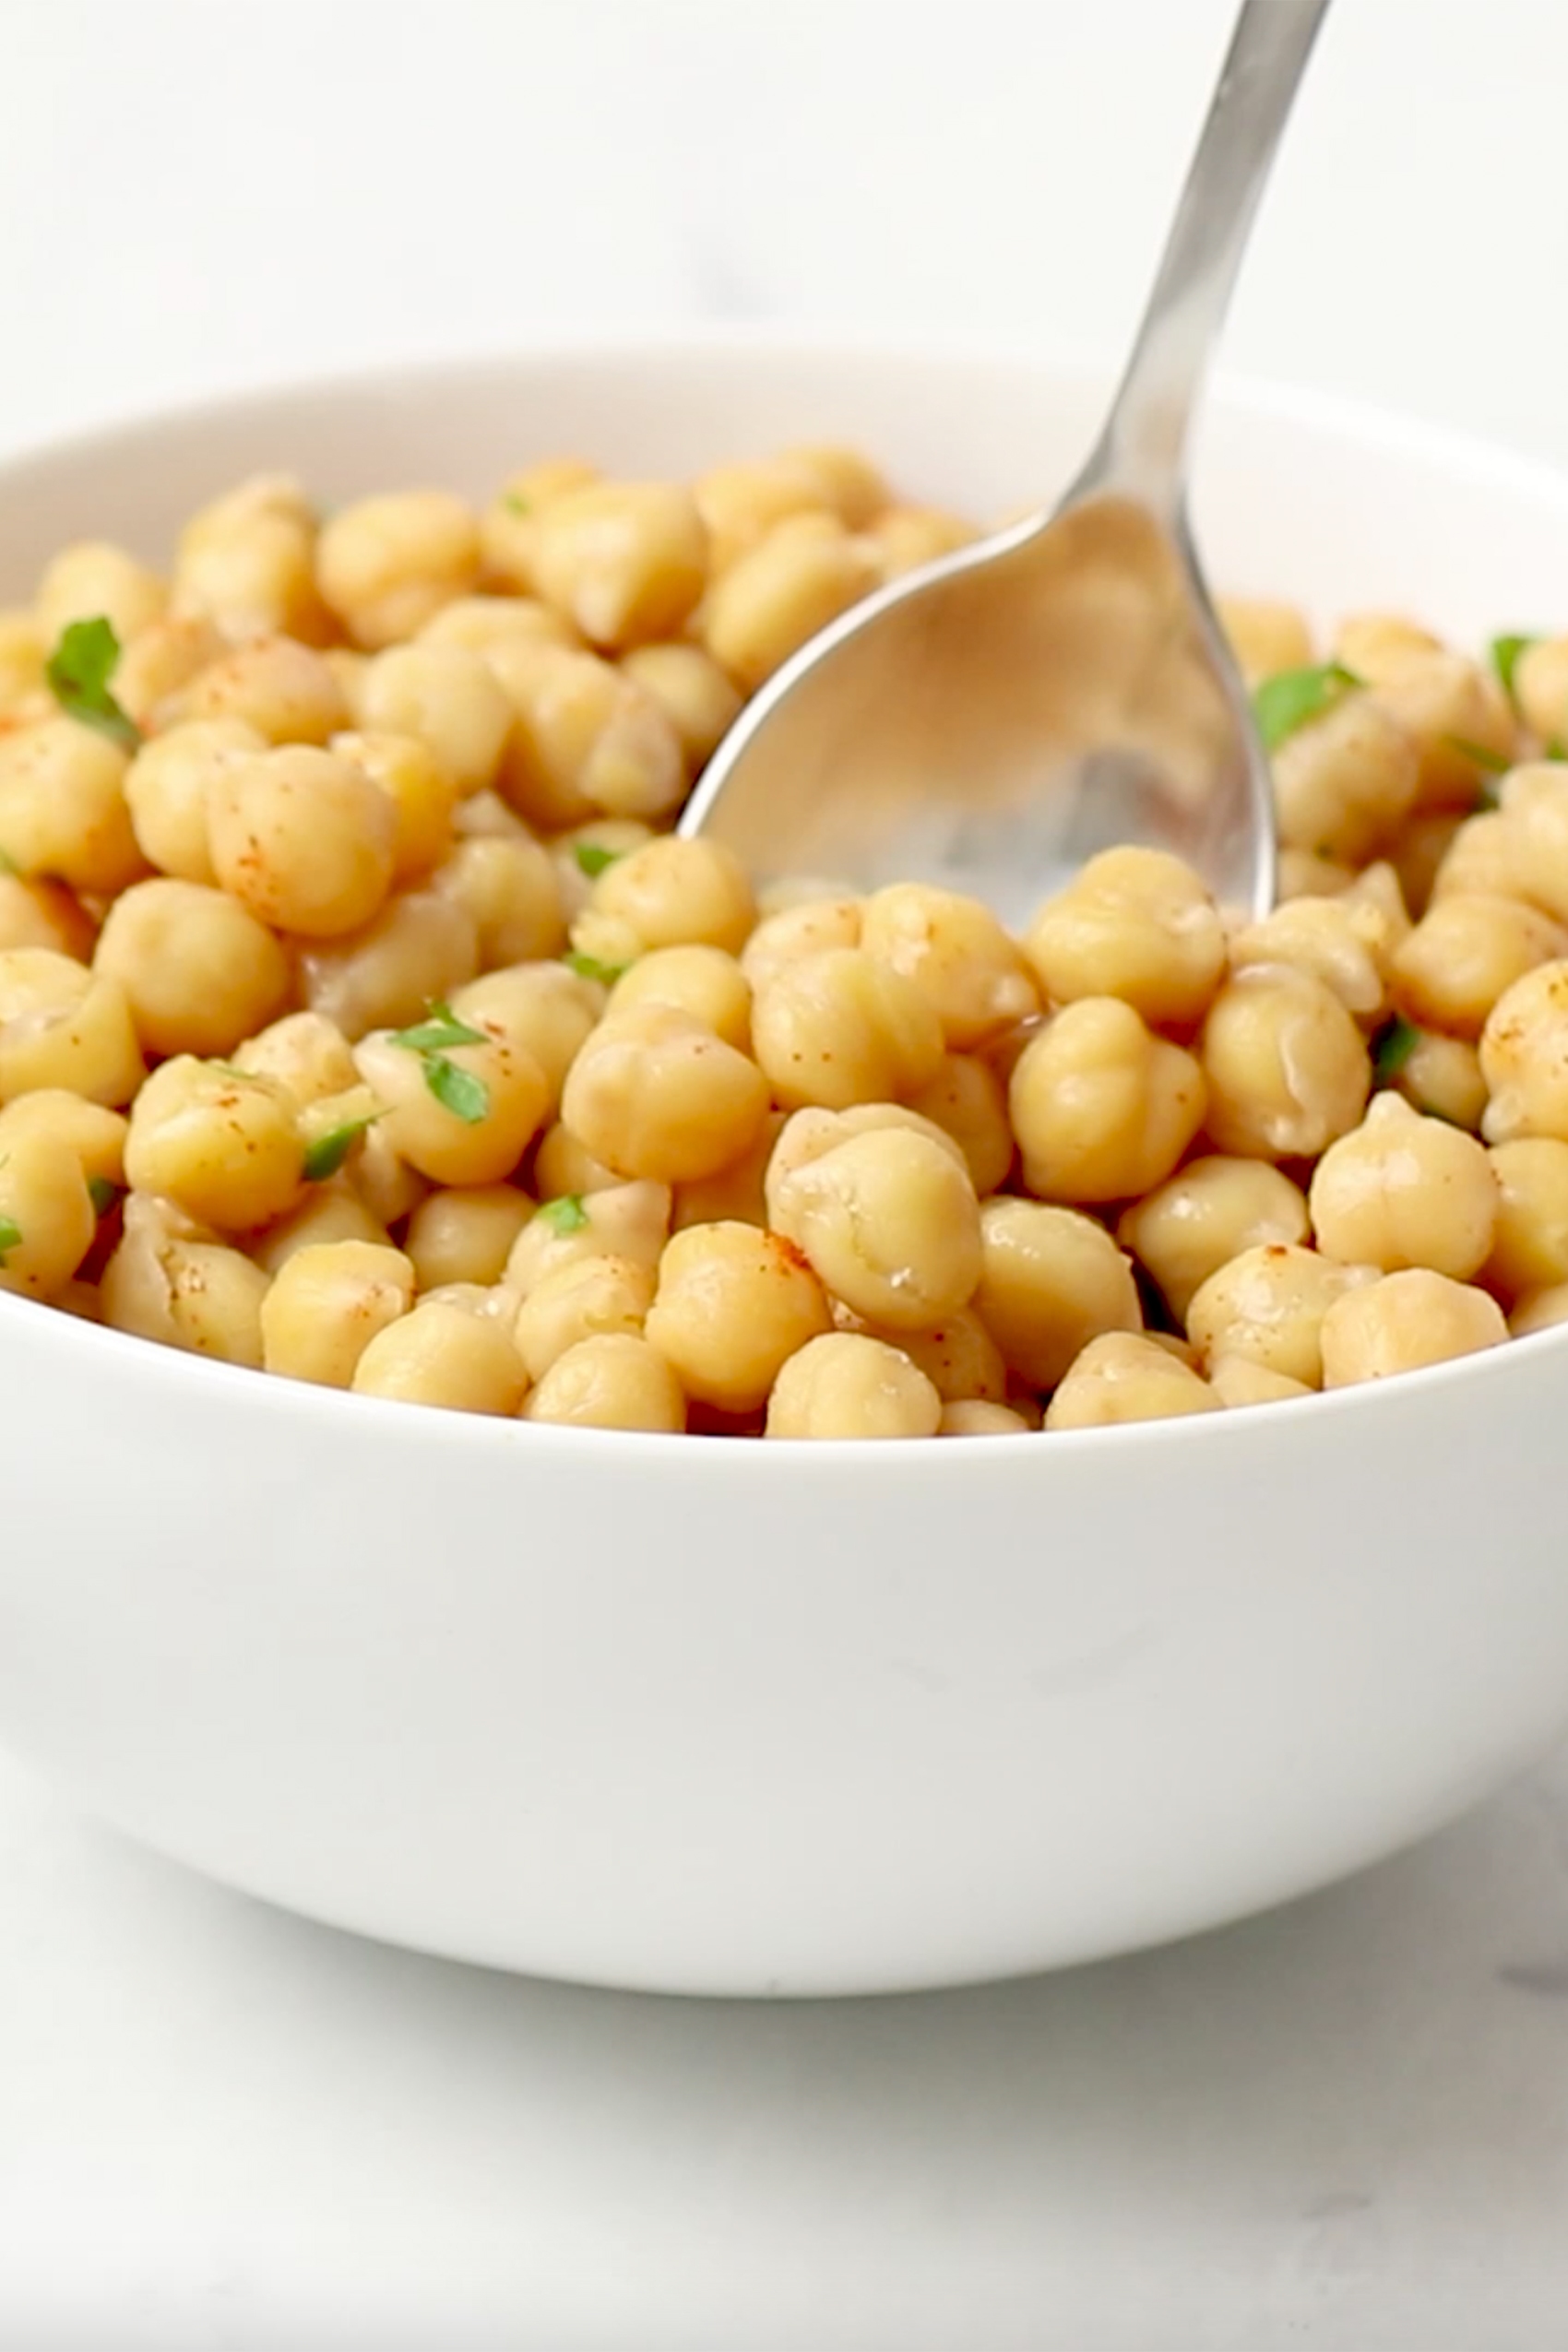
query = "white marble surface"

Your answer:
(6, 0), (1568, 2341)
